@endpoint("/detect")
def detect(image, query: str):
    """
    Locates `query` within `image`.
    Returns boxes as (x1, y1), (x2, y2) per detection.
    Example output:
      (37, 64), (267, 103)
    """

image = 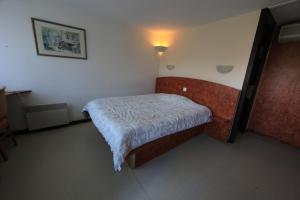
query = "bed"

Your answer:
(83, 77), (240, 171)
(83, 93), (212, 171)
